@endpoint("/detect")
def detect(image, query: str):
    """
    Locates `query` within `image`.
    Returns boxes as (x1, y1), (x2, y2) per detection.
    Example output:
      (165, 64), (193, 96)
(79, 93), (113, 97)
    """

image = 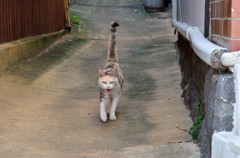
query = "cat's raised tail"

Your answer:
(107, 21), (120, 63)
